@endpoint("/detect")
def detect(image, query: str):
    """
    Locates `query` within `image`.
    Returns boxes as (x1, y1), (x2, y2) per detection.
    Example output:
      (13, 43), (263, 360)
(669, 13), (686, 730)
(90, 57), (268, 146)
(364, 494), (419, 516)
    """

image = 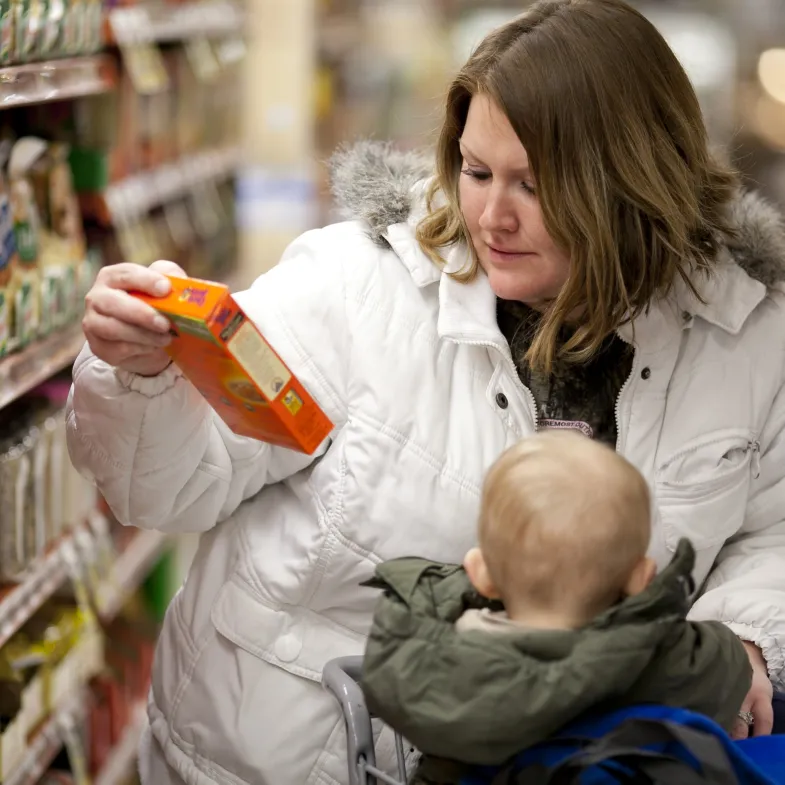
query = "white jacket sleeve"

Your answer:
(66, 228), (348, 534)
(689, 374), (785, 689)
